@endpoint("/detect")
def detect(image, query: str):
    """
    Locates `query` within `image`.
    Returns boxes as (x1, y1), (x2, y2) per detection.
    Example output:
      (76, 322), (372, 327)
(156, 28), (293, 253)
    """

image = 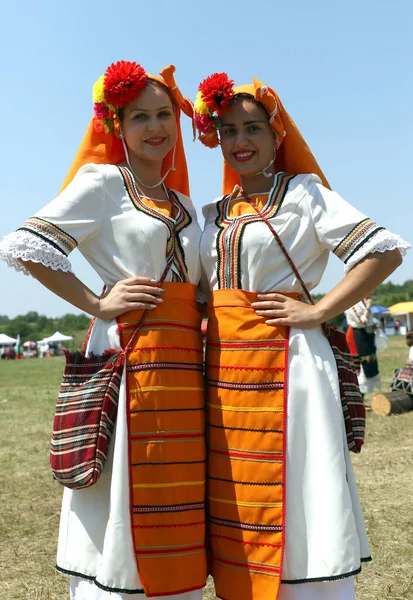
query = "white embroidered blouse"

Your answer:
(0, 163), (202, 288)
(201, 173), (409, 294)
